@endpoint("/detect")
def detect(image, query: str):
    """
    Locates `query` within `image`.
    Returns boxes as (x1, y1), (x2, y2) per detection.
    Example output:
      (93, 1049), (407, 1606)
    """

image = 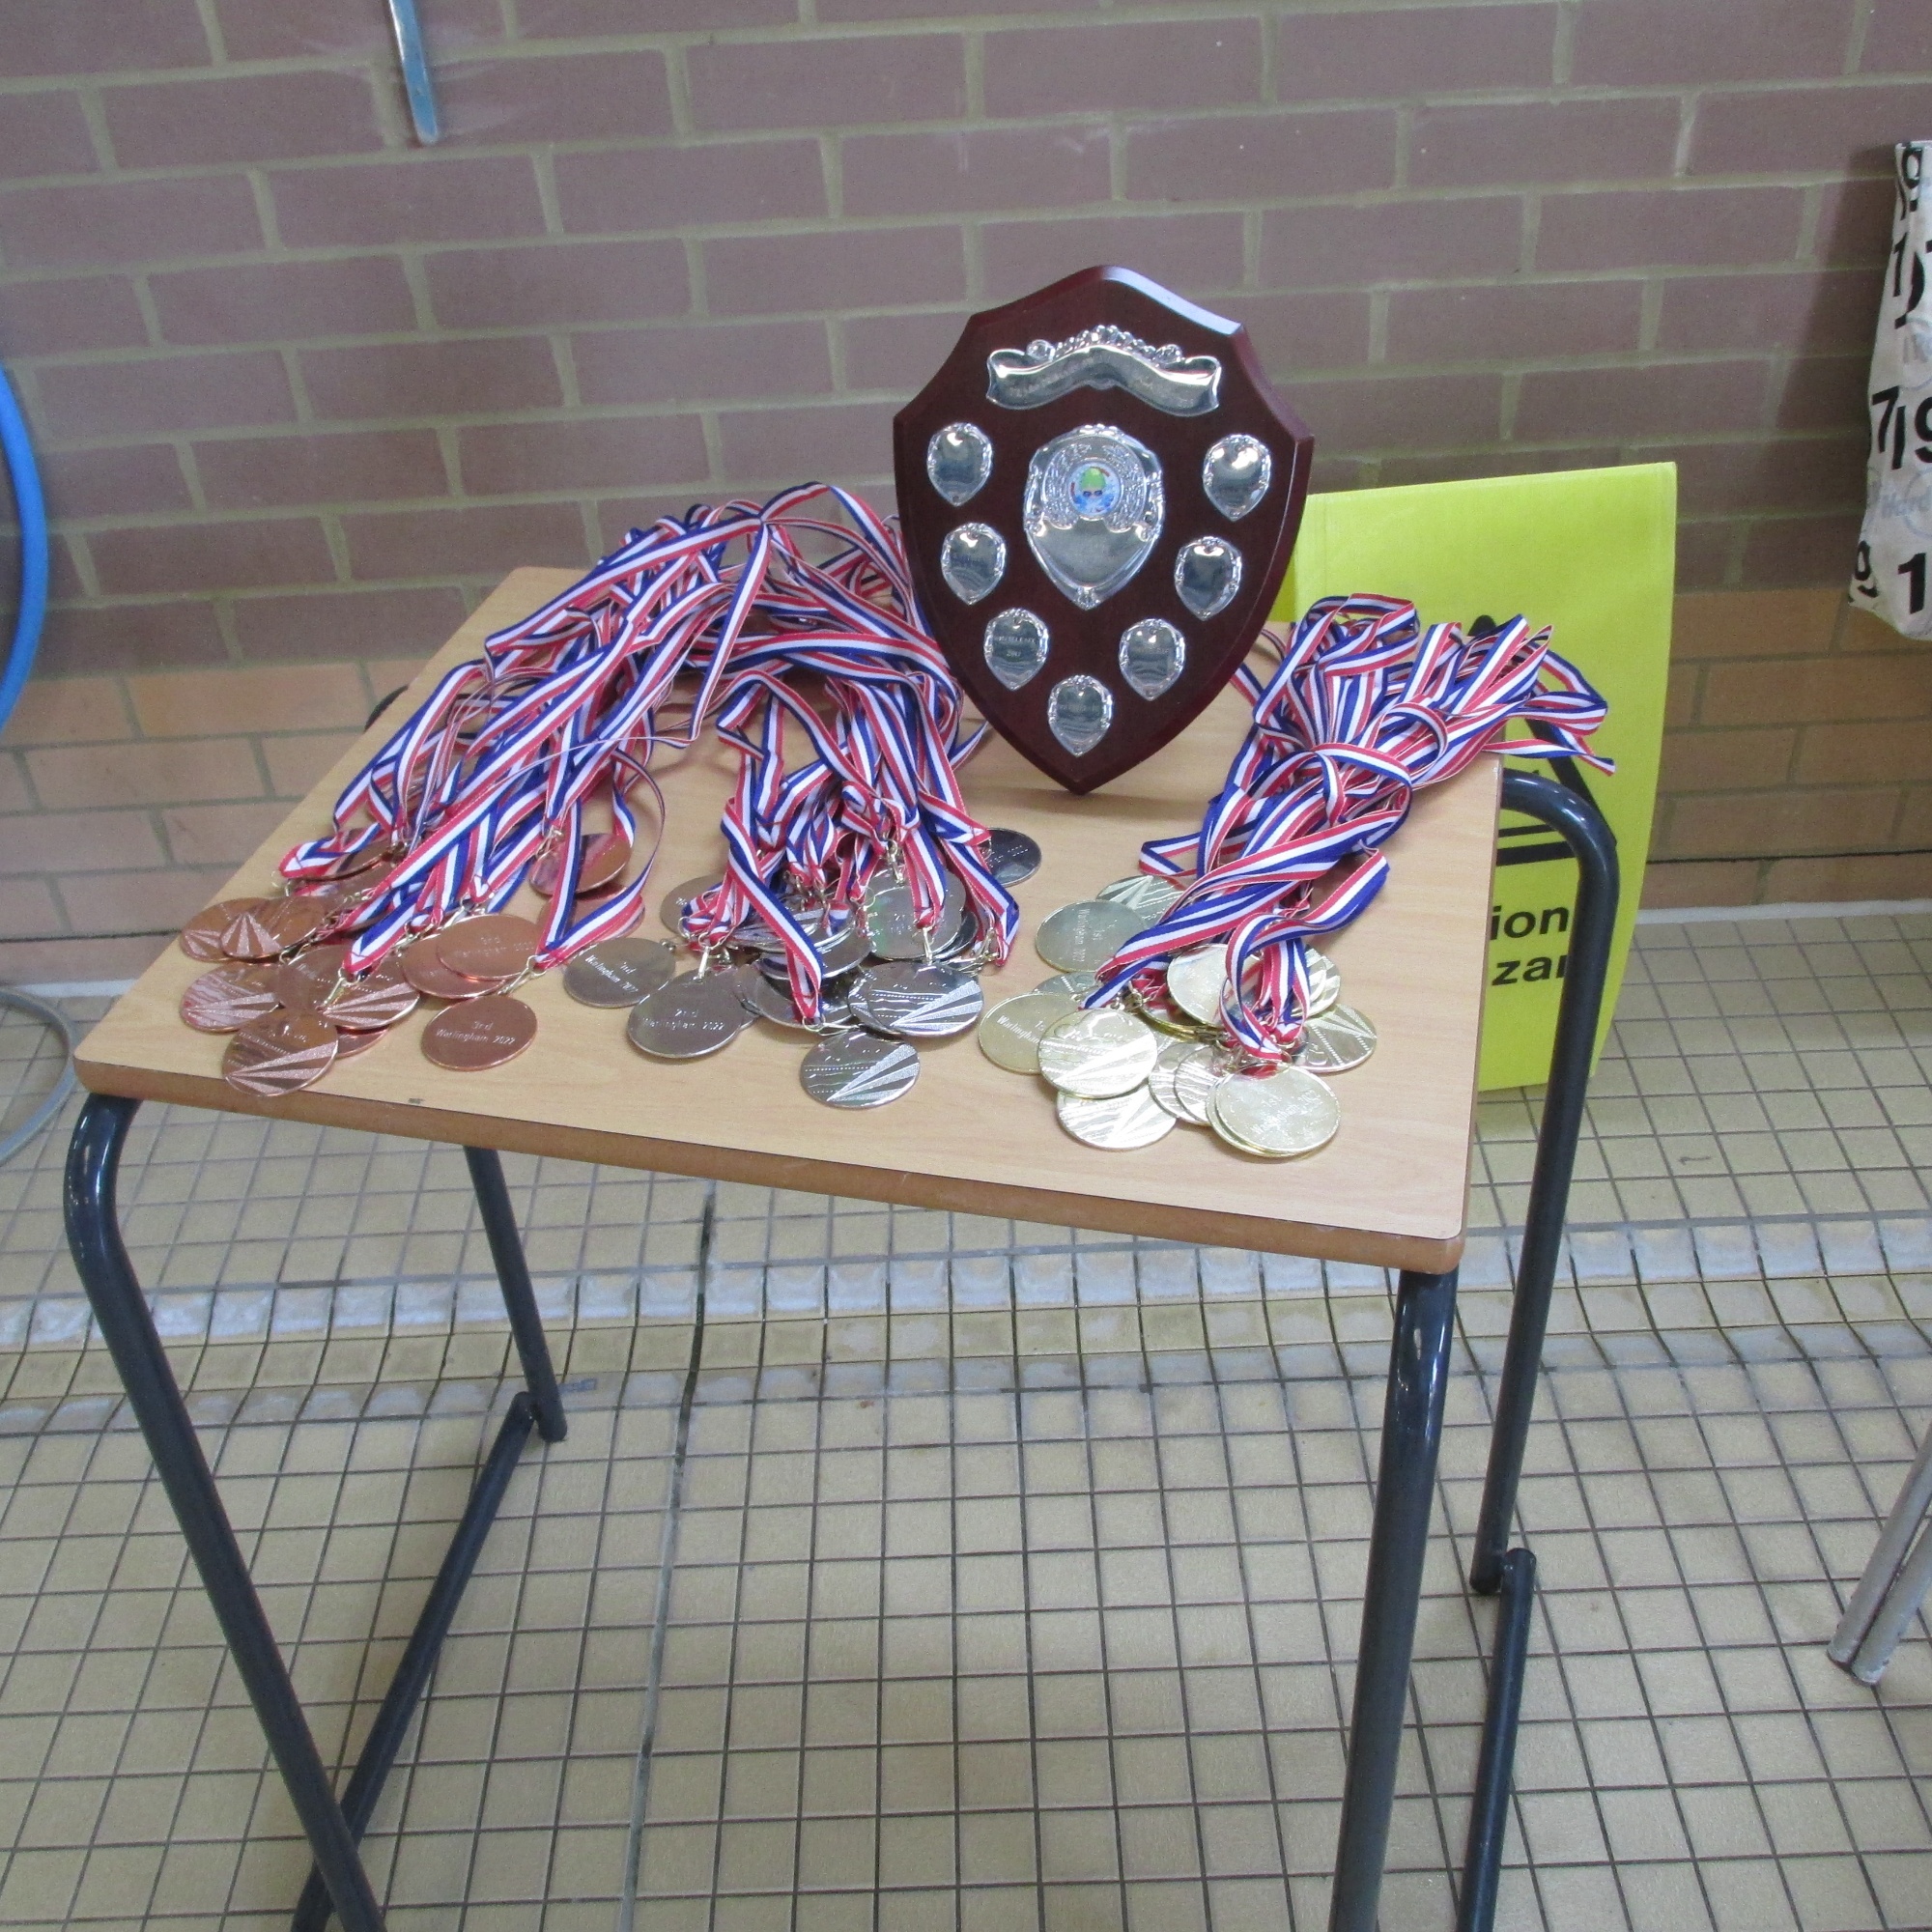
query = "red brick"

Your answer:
(32, 603), (226, 678)
(426, 240), (689, 329)
(1277, 6), (1557, 99)
(554, 142), (827, 233)
(589, 493), (725, 553)
(150, 258), (417, 348)
(517, 0), (795, 29)
(1656, 271), (1878, 355)
(0, 177), (262, 270)
(1573, 0), (1858, 84)
(1671, 586), (1840, 658)
(47, 540), (88, 605)
(0, 809), (165, 875)
(1674, 520), (1740, 590)
(705, 227), (965, 316)
(39, 445), (191, 521)
(0, 276), (148, 356)
(0, 756), (29, 816)
(9, 1), (210, 75)
(29, 738), (263, 811)
(457, 416), (709, 496)
(1816, 175), (1897, 266)
(128, 663), (369, 738)
(1375, 446), (1623, 488)
(1215, 292), (1372, 371)
(103, 70), (383, 169)
(1260, 198), (1522, 288)
(0, 876), (59, 929)
(982, 212), (1244, 305)
(1535, 187), (1805, 270)
(1295, 372), (1503, 448)
(1385, 281), (1643, 364)
(1703, 650), (1931, 727)
(162, 801), (289, 868)
(1774, 355), (1865, 431)
(983, 19), (1263, 117)
(232, 587), (469, 666)
(263, 732), (359, 797)
(1123, 110), (1395, 204)
(303, 338), (562, 422)
(0, 674), (131, 746)
(1669, 785), (1899, 858)
(1658, 437), (1865, 515)
(1863, 0), (1932, 71)
(92, 519), (336, 597)
(271, 156), (546, 248)
(841, 310), (973, 394)
(214, 0), (504, 57)
(0, 91), (99, 180)
(1739, 511), (1864, 587)
(846, 127), (1113, 218)
(1658, 724), (1798, 792)
(717, 403), (892, 481)
(1410, 99), (1681, 189)
(1796, 719), (1932, 785)
(687, 35), (966, 131)
(573, 322), (832, 407)
(1765, 851), (1932, 899)
(823, 0), (1084, 14)
(56, 864), (233, 930)
(1515, 361), (1769, 440)
(1690, 85), (1932, 177)
(35, 351), (296, 440)
(341, 503), (589, 580)
(196, 430), (448, 511)
(437, 50), (672, 143)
